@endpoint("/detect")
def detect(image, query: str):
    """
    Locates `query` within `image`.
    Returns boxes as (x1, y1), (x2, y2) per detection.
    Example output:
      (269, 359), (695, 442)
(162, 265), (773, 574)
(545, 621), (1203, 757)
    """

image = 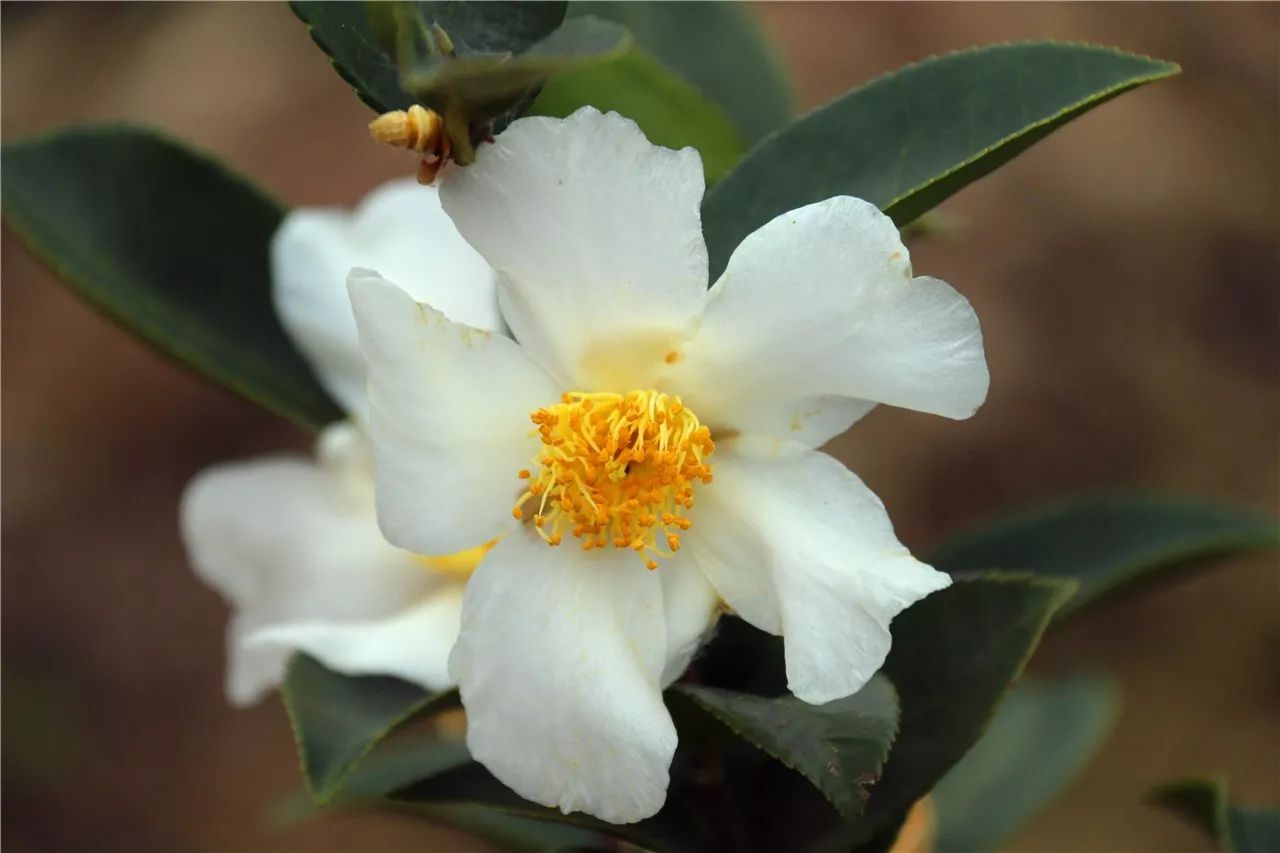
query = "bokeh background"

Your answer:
(3, 3), (1277, 851)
